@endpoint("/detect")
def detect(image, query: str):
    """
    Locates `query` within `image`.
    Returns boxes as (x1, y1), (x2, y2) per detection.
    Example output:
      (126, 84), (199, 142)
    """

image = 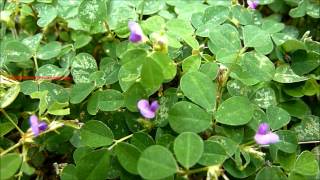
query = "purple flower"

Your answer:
(137, 99), (159, 119)
(29, 115), (47, 137)
(248, 0), (259, 9)
(254, 123), (279, 145)
(128, 21), (145, 43)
